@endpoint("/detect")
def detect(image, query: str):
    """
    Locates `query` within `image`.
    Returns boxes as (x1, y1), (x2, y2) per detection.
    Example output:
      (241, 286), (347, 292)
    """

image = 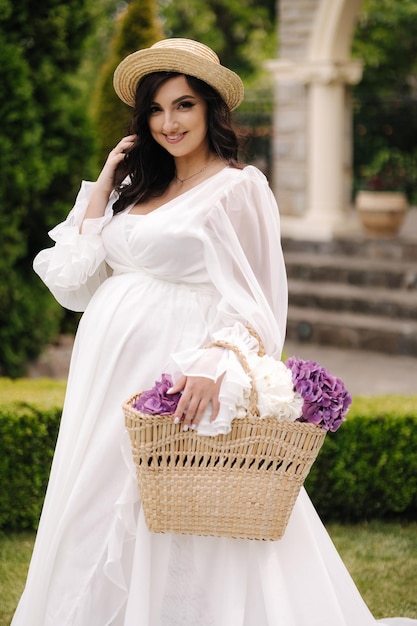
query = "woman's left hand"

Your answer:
(169, 375), (224, 430)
